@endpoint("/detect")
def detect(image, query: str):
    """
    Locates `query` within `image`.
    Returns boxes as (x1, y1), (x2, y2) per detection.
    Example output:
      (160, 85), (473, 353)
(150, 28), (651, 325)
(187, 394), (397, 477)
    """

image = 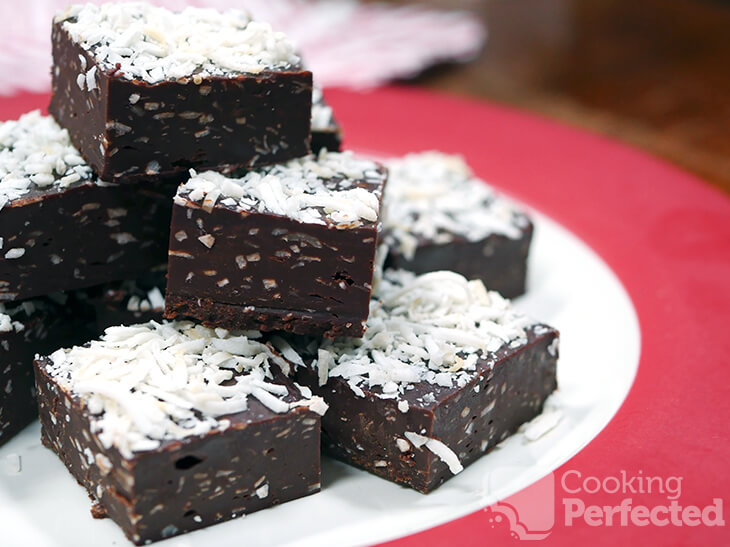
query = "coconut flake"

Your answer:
(39, 320), (311, 459)
(2, 453), (21, 475)
(384, 152), (530, 260)
(3, 248), (24, 259)
(146, 287), (165, 310)
(85, 66), (98, 91)
(57, 3), (301, 85)
(269, 335), (304, 368)
(521, 408), (563, 442)
(311, 87), (336, 131)
(548, 337), (559, 357)
(255, 483), (269, 499)
(197, 234), (215, 248)
(396, 438), (411, 452)
(289, 395), (328, 416)
(293, 382), (312, 399)
(316, 349), (334, 387)
(0, 314), (12, 333)
(178, 150), (385, 229)
(0, 300), (46, 334)
(117, 277), (166, 313)
(403, 431), (428, 448)
(404, 432), (463, 475)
